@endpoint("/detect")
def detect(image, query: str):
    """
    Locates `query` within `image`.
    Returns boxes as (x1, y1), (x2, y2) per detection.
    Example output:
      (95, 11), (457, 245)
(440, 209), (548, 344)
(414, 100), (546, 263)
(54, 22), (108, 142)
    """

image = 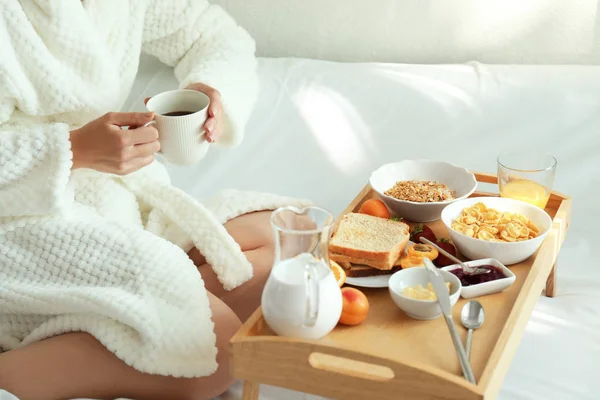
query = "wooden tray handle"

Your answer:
(308, 351), (395, 382)
(298, 341), (477, 392)
(471, 171), (498, 185)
